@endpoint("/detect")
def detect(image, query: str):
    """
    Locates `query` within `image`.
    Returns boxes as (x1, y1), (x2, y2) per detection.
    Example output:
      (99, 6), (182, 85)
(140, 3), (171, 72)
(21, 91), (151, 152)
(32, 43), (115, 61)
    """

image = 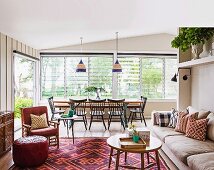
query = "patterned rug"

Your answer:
(12, 138), (168, 170)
